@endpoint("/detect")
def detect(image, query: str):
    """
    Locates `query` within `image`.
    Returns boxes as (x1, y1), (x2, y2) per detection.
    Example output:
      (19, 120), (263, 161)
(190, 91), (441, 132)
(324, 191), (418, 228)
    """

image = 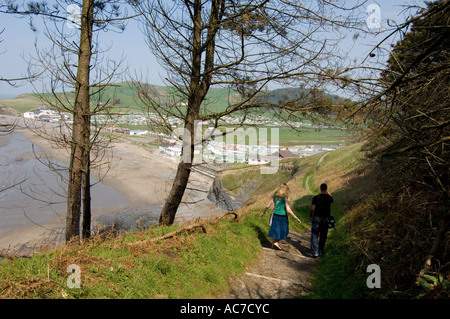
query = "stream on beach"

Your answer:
(0, 132), (161, 254)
